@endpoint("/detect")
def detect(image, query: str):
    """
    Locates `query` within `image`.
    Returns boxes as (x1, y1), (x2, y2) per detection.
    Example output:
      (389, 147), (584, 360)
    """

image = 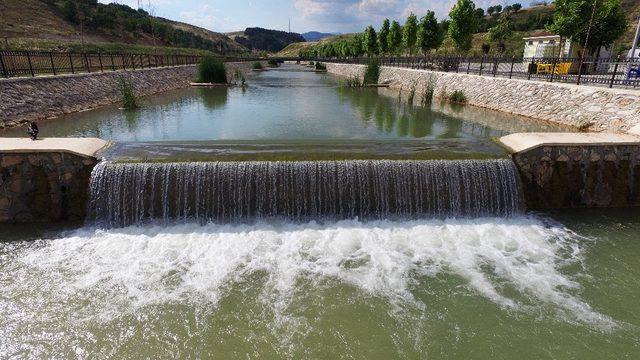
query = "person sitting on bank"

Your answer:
(27, 121), (39, 141)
